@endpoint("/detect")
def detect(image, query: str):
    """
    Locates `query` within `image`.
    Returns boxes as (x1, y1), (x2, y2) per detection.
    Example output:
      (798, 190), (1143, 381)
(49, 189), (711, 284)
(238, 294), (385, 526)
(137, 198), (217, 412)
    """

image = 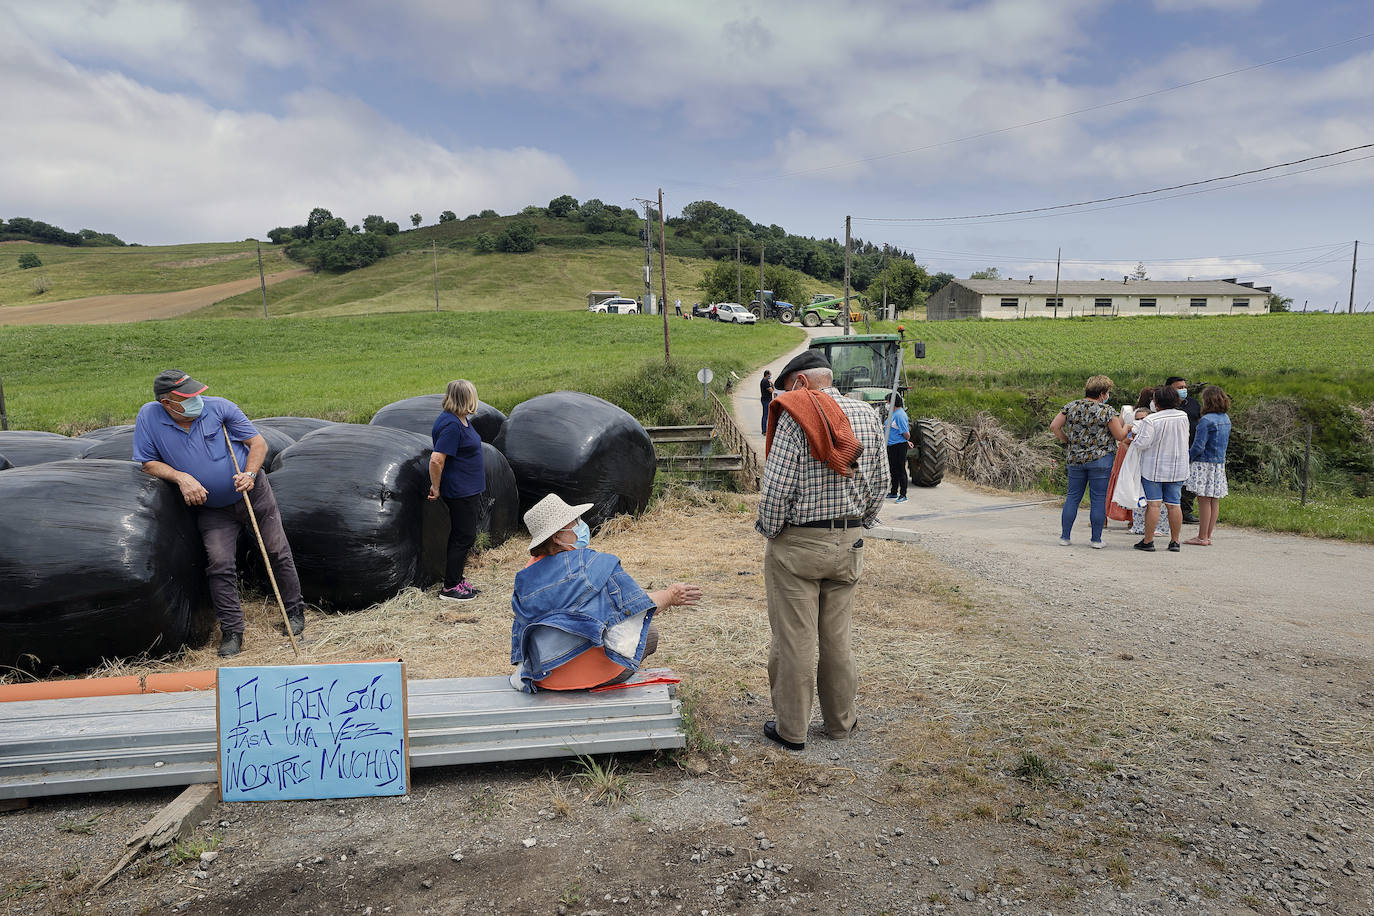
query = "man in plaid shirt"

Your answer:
(756, 350), (889, 751)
